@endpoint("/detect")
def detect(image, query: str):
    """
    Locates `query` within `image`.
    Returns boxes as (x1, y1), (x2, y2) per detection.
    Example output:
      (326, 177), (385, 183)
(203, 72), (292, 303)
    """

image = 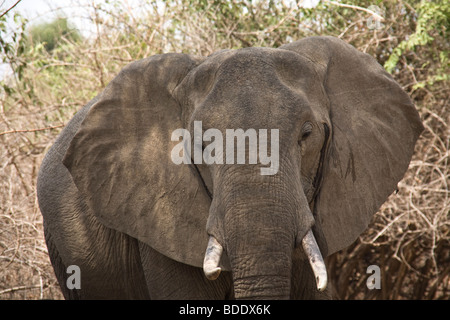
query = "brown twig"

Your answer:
(0, 125), (65, 137)
(0, 0), (22, 18)
(0, 285), (41, 295)
(324, 0), (385, 21)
